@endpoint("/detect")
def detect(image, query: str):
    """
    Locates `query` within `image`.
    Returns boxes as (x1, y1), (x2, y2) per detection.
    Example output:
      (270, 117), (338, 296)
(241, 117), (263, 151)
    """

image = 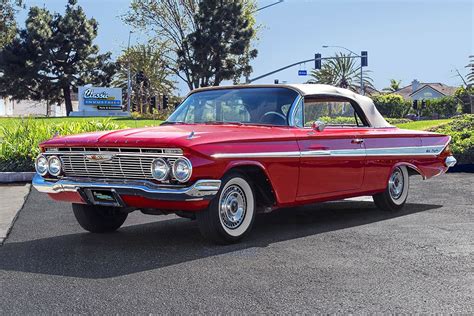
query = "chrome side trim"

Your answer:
(300, 150), (331, 157)
(212, 151), (301, 159)
(32, 174), (221, 202)
(365, 145), (445, 156)
(211, 145), (447, 159)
